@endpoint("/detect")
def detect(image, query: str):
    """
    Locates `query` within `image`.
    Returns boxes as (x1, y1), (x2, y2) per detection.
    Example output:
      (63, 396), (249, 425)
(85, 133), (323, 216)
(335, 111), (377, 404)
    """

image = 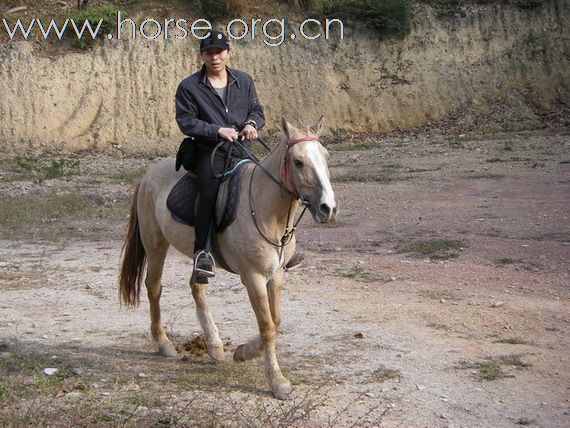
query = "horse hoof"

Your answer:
(208, 346), (226, 362)
(158, 342), (178, 358)
(233, 344), (246, 362)
(272, 380), (292, 400)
